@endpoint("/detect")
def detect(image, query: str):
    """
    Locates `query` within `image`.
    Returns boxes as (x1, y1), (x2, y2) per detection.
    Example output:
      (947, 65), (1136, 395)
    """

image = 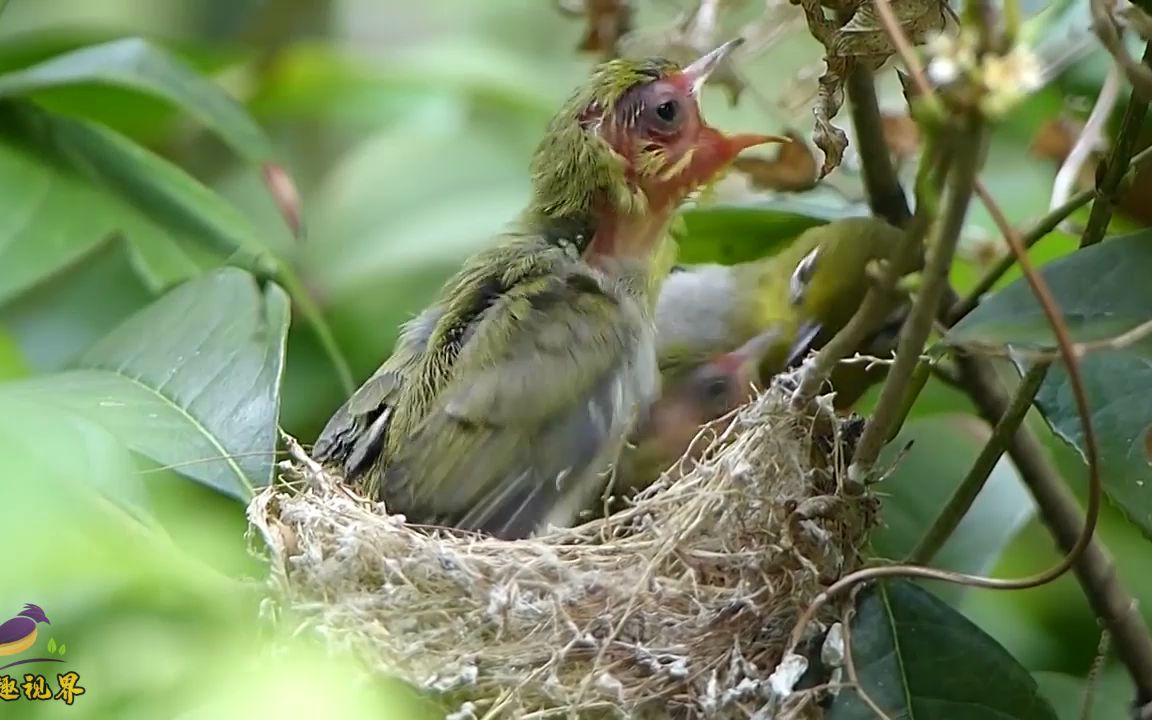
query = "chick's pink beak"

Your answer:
(674, 38), (790, 188)
(691, 127), (790, 183)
